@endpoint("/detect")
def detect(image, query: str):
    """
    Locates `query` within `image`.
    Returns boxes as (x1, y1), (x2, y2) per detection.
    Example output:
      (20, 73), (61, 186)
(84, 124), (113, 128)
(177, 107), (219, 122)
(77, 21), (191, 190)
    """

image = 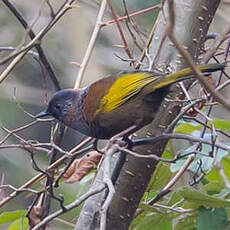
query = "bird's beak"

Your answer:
(36, 110), (51, 118)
